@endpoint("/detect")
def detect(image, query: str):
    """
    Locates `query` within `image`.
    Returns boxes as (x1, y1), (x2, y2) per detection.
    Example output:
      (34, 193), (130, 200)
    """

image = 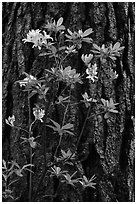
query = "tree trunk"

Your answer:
(2, 2), (135, 202)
